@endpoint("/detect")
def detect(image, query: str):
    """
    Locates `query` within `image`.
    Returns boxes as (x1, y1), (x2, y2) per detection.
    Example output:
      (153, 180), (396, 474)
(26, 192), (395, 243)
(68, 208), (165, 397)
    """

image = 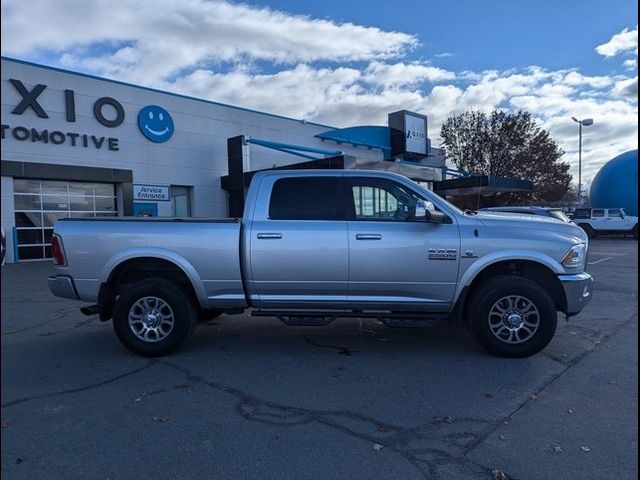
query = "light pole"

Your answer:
(571, 117), (593, 207)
